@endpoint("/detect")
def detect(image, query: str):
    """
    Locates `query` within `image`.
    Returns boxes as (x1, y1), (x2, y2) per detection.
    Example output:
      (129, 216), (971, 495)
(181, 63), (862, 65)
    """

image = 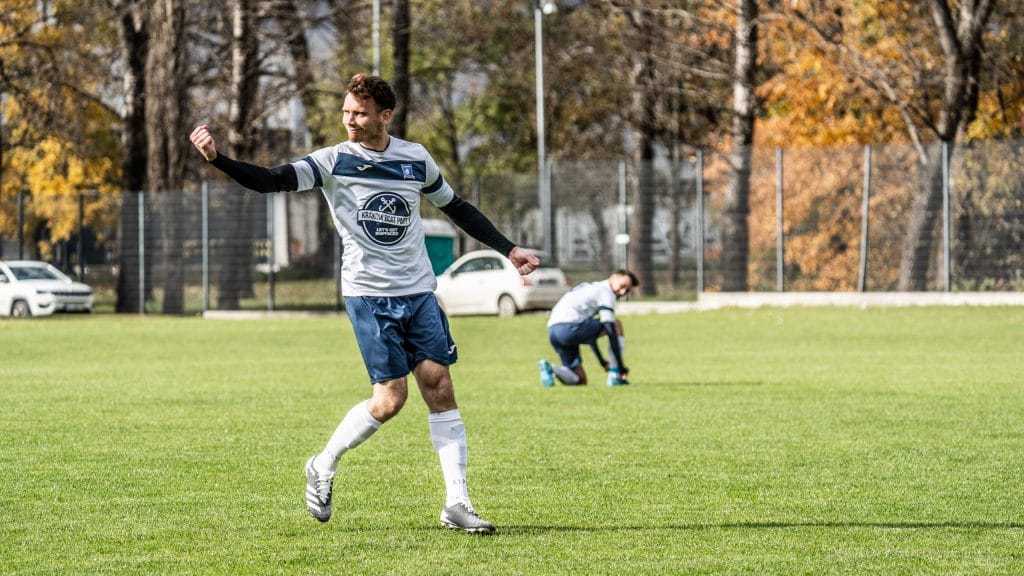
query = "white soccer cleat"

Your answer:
(440, 502), (496, 534)
(305, 455), (334, 522)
